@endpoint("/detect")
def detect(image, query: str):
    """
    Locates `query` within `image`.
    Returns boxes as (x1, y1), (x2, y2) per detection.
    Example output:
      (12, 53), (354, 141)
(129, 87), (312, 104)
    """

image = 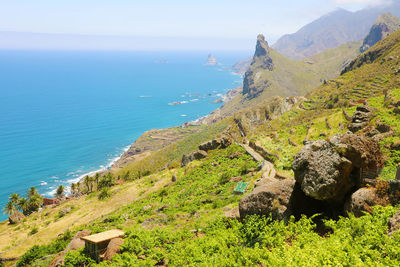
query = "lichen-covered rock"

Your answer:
(292, 139), (353, 202)
(344, 188), (378, 217)
(292, 132), (383, 203)
(239, 178), (295, 220)
(181, 150), (208, 166)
